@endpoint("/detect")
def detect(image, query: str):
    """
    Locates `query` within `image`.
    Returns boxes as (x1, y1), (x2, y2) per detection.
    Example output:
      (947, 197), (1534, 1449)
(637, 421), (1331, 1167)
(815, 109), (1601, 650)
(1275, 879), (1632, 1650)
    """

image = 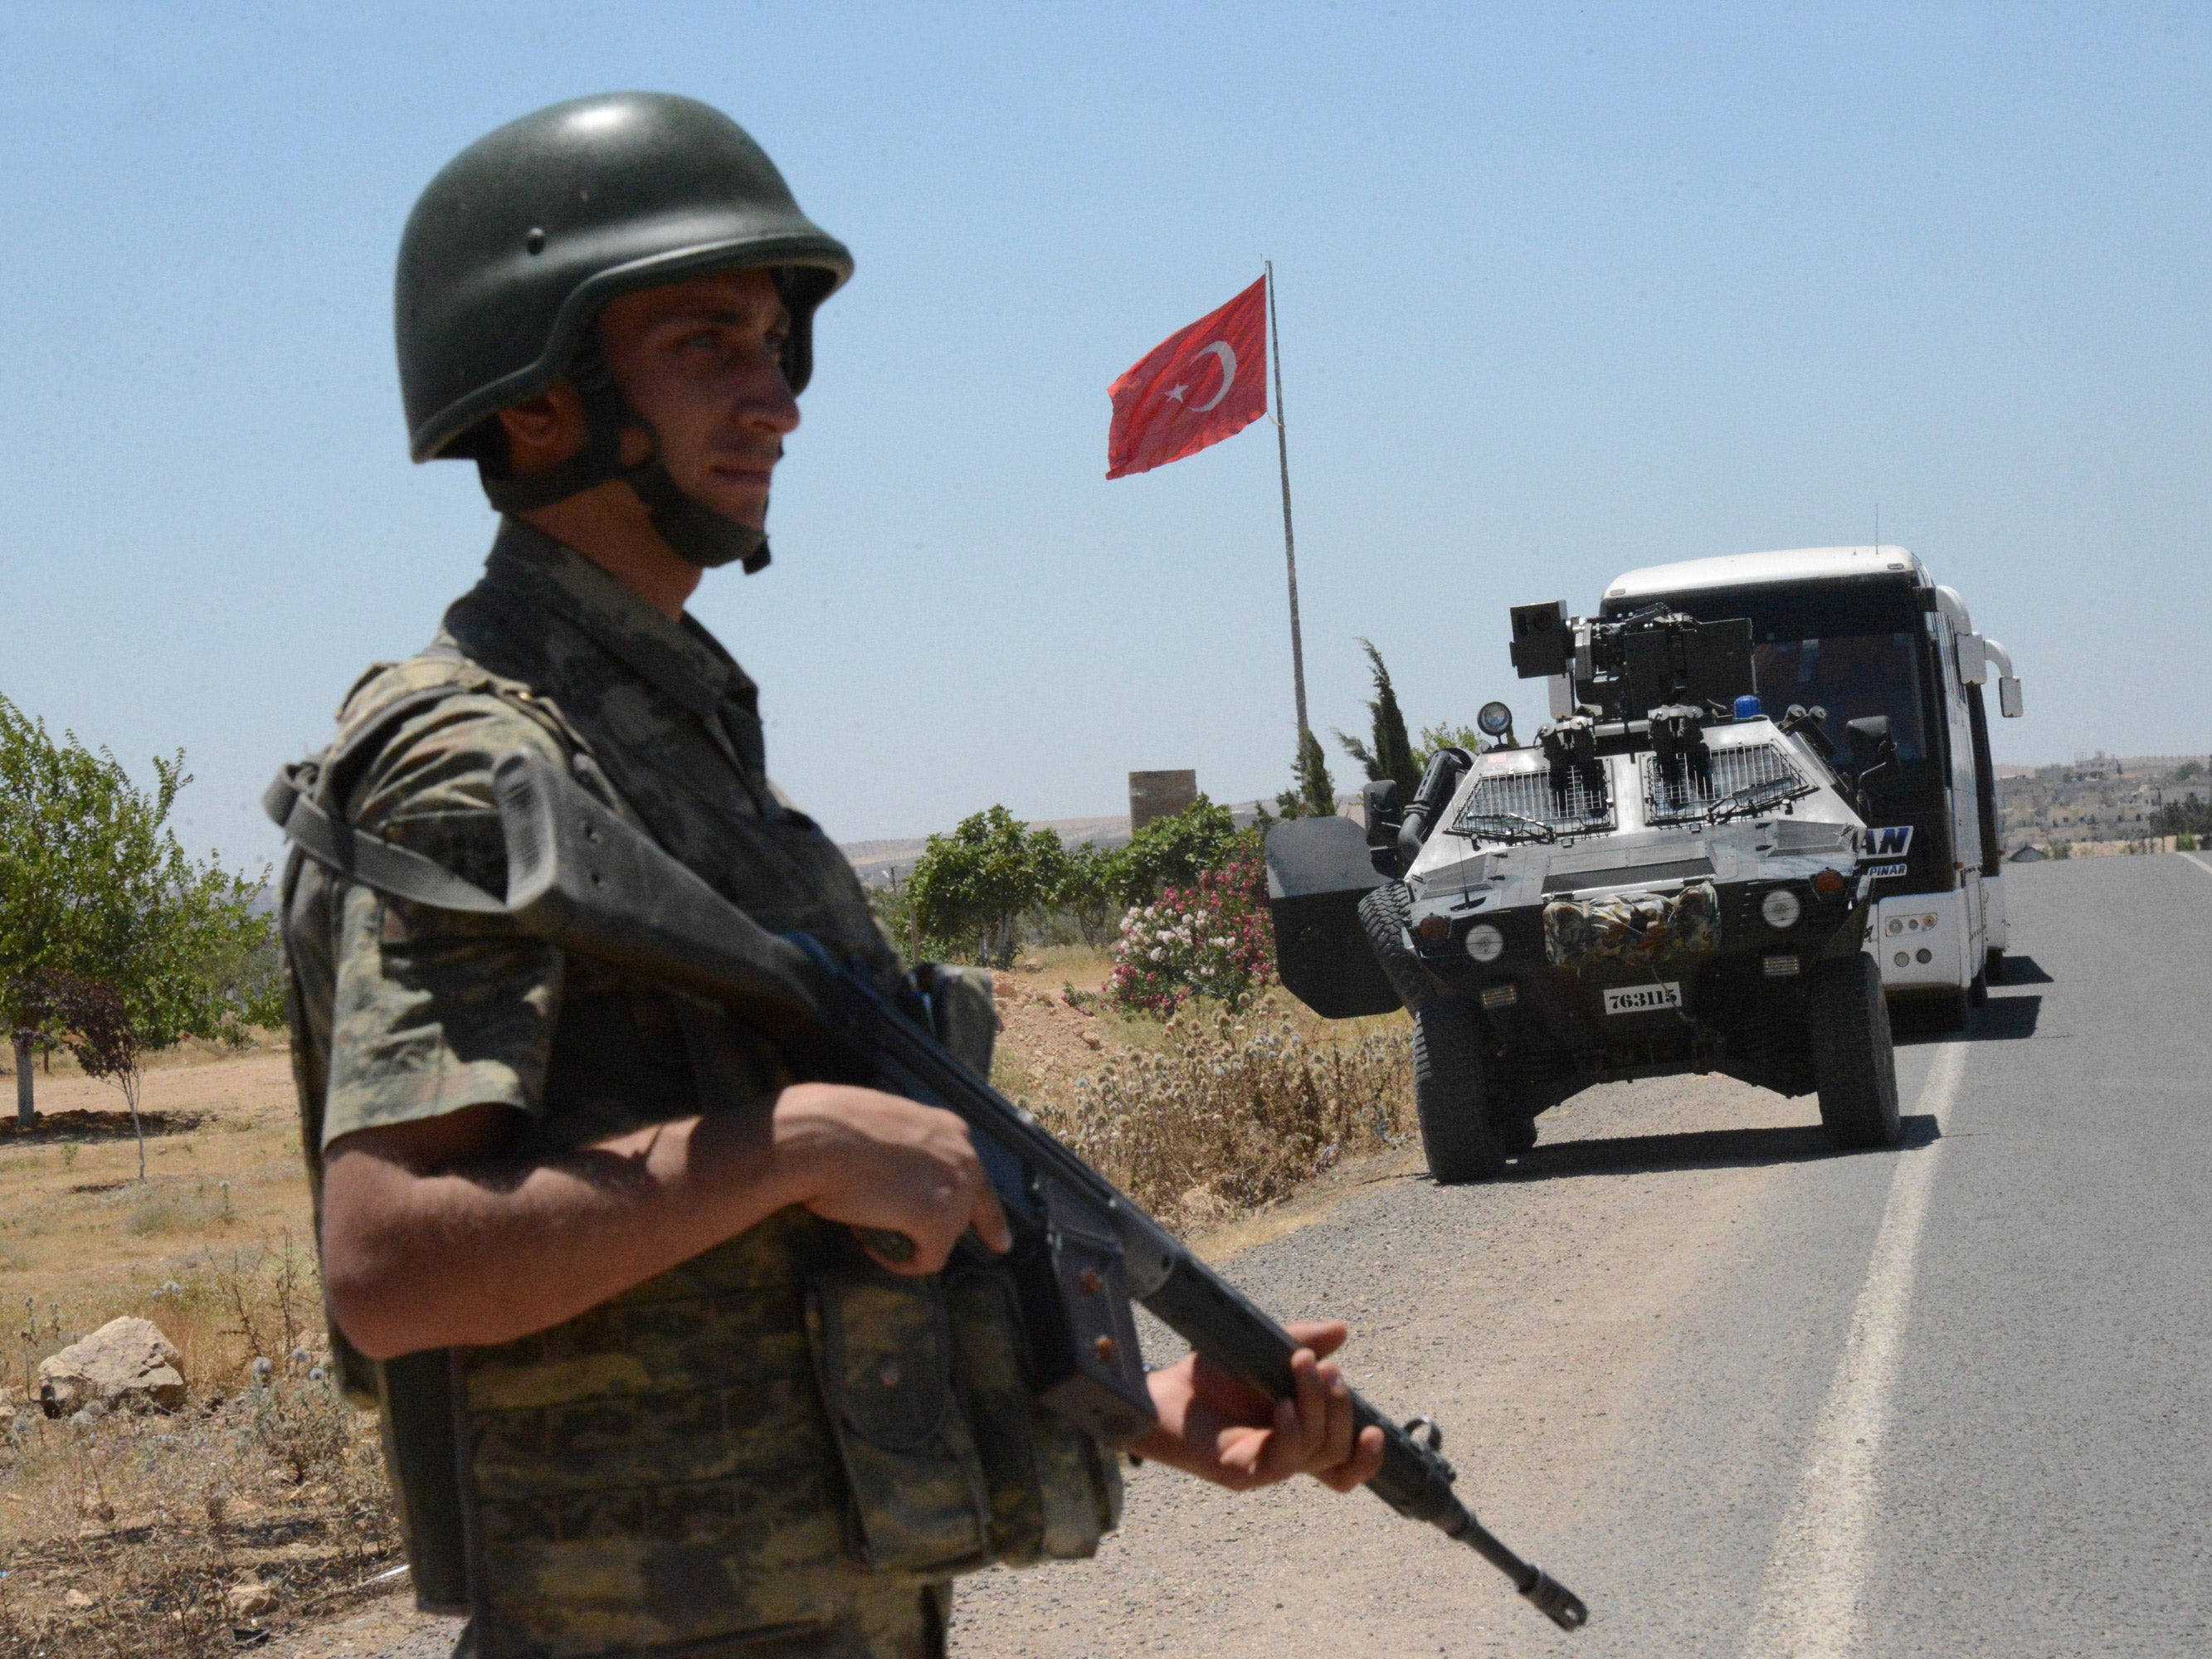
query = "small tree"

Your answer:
(0, 694), (280, 1125)
(908, 805), (1067, 967)
(1335, 640), (1420, 800)
(14, 971), (152, 1178)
